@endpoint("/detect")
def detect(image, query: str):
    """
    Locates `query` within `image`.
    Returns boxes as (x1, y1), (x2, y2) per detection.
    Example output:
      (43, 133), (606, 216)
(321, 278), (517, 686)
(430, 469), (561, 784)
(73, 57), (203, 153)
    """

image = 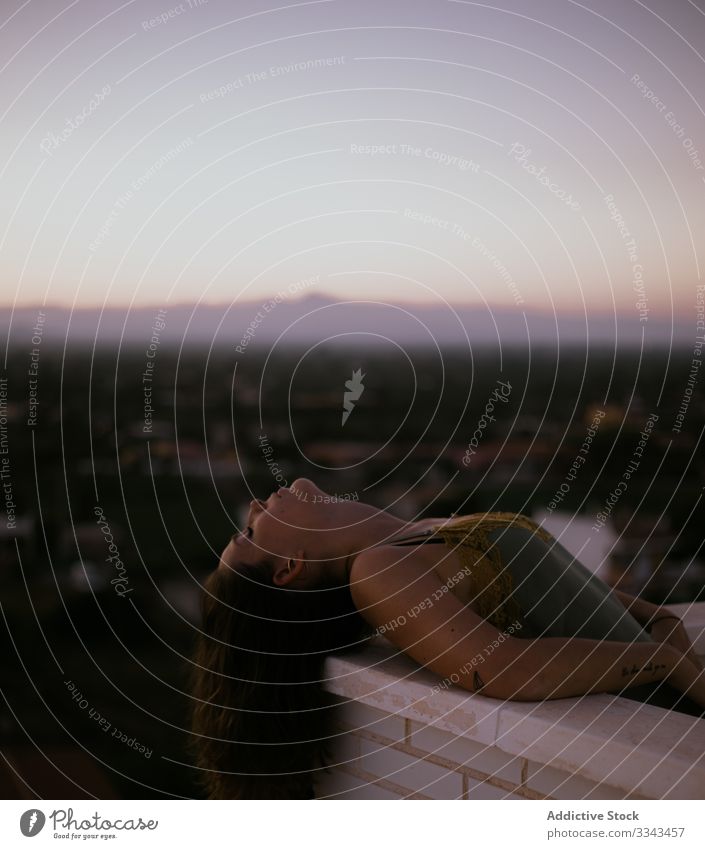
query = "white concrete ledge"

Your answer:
(319, 603), (705, 799)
